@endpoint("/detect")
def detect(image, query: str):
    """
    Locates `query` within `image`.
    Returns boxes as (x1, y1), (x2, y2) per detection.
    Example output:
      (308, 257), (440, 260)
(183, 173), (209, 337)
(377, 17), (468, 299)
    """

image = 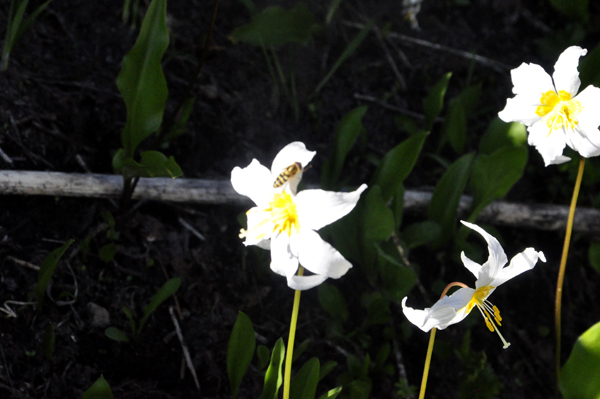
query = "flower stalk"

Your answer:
(283, 267), (304, 399)
(555, 157), (585, 394)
